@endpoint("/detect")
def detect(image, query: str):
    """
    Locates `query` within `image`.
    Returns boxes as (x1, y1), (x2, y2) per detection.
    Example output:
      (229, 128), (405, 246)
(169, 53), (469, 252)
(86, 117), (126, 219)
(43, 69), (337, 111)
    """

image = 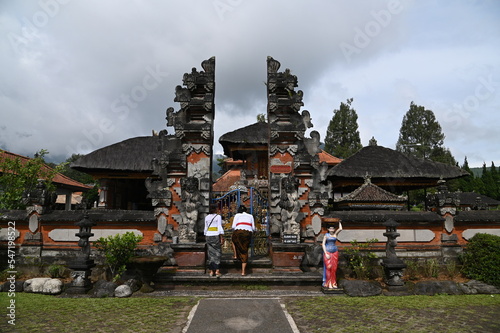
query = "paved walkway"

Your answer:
(183, 298), (300, 333)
